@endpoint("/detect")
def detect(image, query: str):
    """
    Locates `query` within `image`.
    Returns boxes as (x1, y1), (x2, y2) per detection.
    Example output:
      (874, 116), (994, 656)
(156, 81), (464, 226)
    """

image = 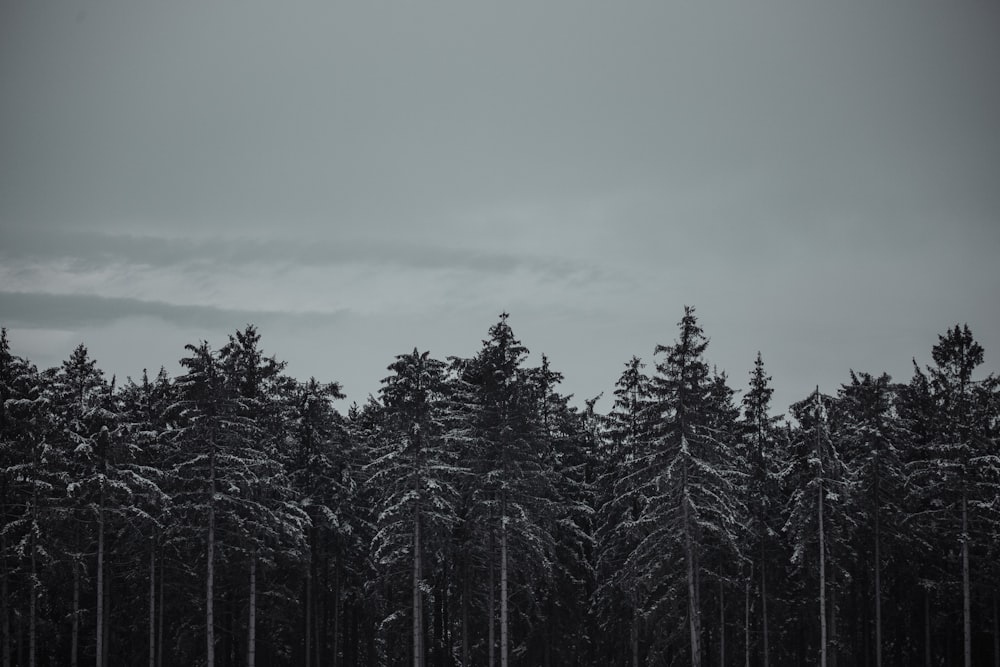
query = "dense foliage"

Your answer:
(0, 312), (998, 667)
